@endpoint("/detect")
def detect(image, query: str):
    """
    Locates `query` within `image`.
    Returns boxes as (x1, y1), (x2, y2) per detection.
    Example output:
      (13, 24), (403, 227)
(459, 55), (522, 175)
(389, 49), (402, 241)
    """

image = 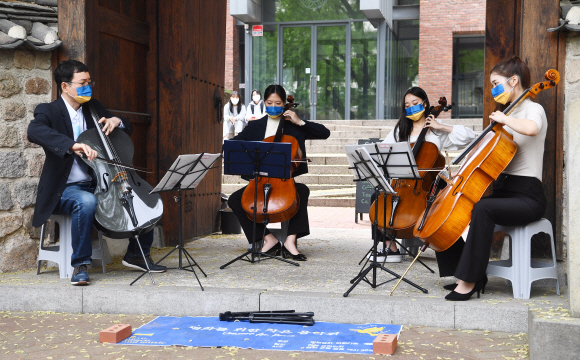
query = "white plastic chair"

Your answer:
(37, 214), (107, 279)
(486, 218), (560, 299)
